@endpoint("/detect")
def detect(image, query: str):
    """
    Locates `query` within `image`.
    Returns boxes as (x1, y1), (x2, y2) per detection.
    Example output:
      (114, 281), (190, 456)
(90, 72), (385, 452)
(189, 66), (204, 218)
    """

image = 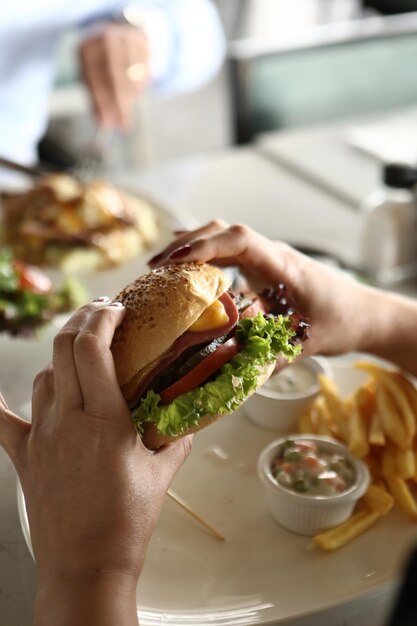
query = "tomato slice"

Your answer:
(159, 337), (240, 405)
(13, 260), (52, 295)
